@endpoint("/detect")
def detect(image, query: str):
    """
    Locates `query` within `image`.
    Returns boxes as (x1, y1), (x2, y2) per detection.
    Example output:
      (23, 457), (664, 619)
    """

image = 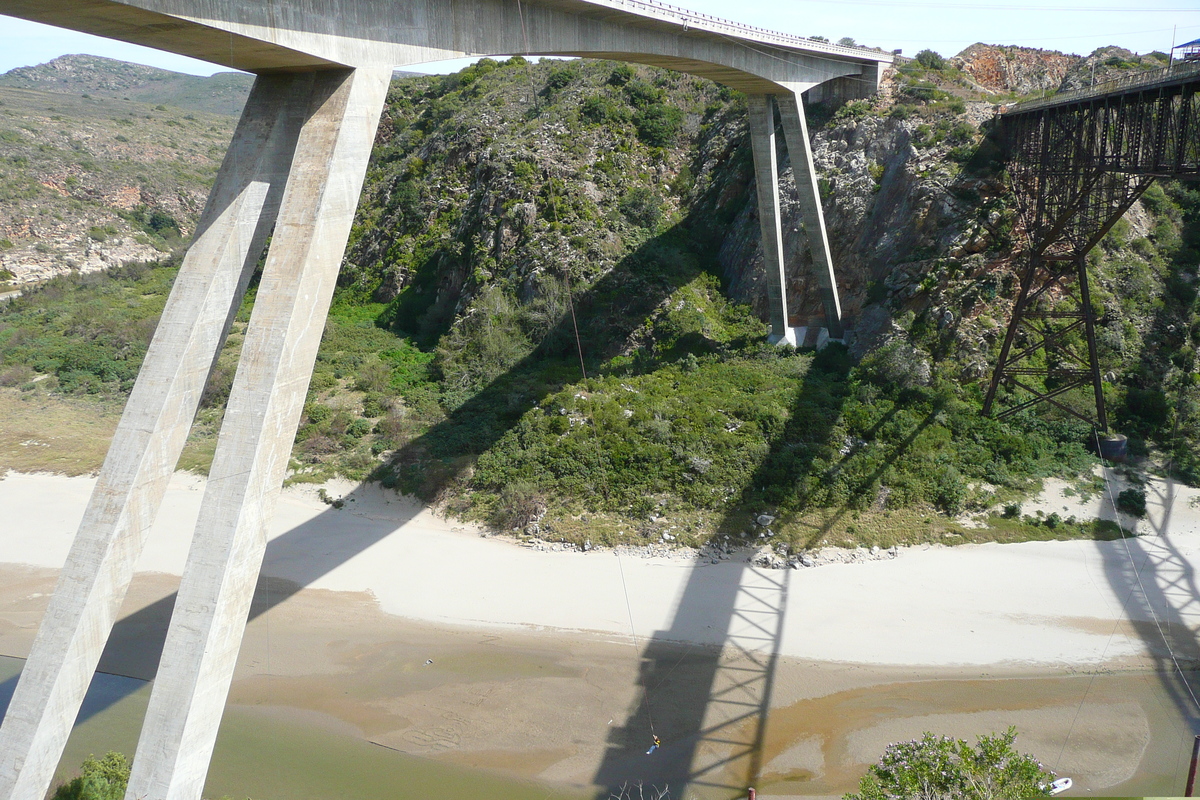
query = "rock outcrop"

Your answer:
(950, 43), (1077, 95)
